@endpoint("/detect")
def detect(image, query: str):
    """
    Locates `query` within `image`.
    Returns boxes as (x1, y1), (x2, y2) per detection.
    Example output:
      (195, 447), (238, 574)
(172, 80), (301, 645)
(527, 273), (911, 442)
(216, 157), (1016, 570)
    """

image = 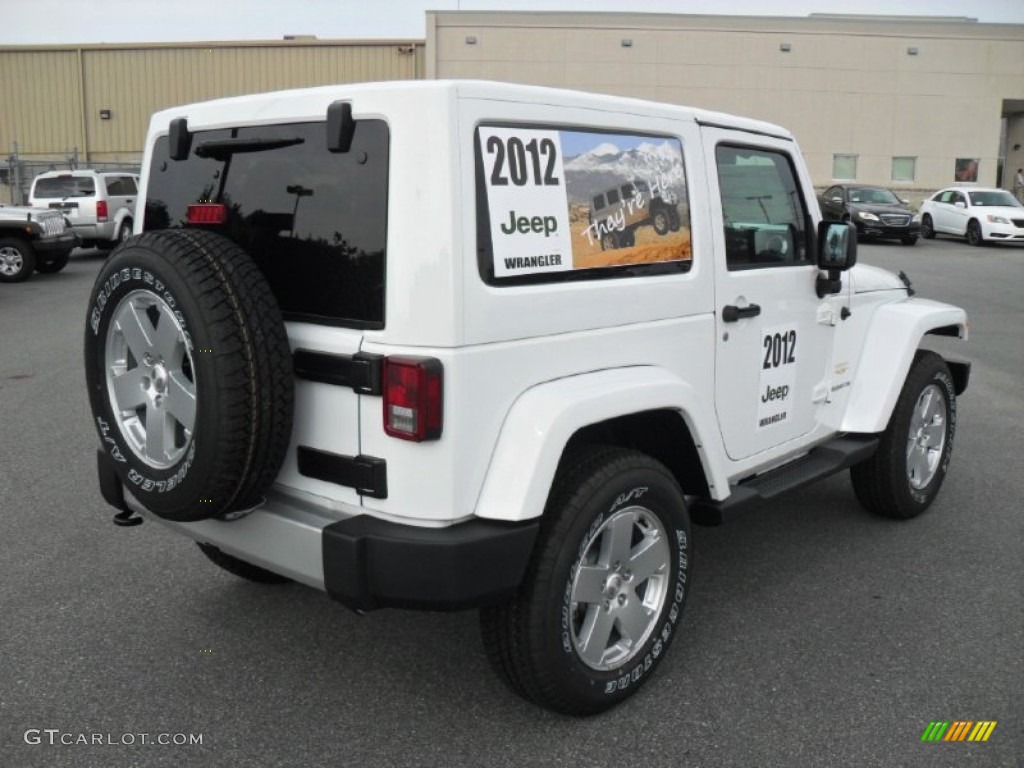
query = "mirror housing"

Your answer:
(954, 201), (967, 209)
(816, 220), (857, 298)
(169, 118), (192, 161)
(327, 100), (356, 153)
